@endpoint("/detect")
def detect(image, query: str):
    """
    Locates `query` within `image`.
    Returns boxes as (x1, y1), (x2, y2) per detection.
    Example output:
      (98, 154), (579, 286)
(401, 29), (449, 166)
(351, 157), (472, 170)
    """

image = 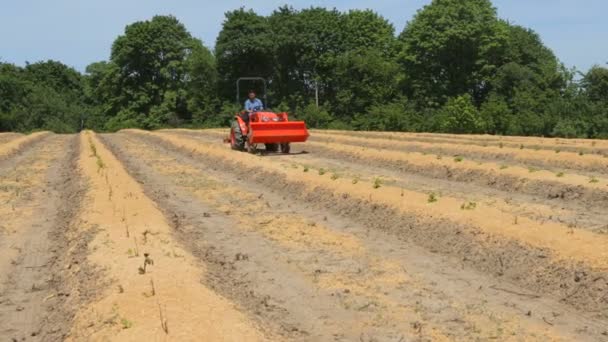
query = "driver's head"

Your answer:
(248, 91), (256, 100)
